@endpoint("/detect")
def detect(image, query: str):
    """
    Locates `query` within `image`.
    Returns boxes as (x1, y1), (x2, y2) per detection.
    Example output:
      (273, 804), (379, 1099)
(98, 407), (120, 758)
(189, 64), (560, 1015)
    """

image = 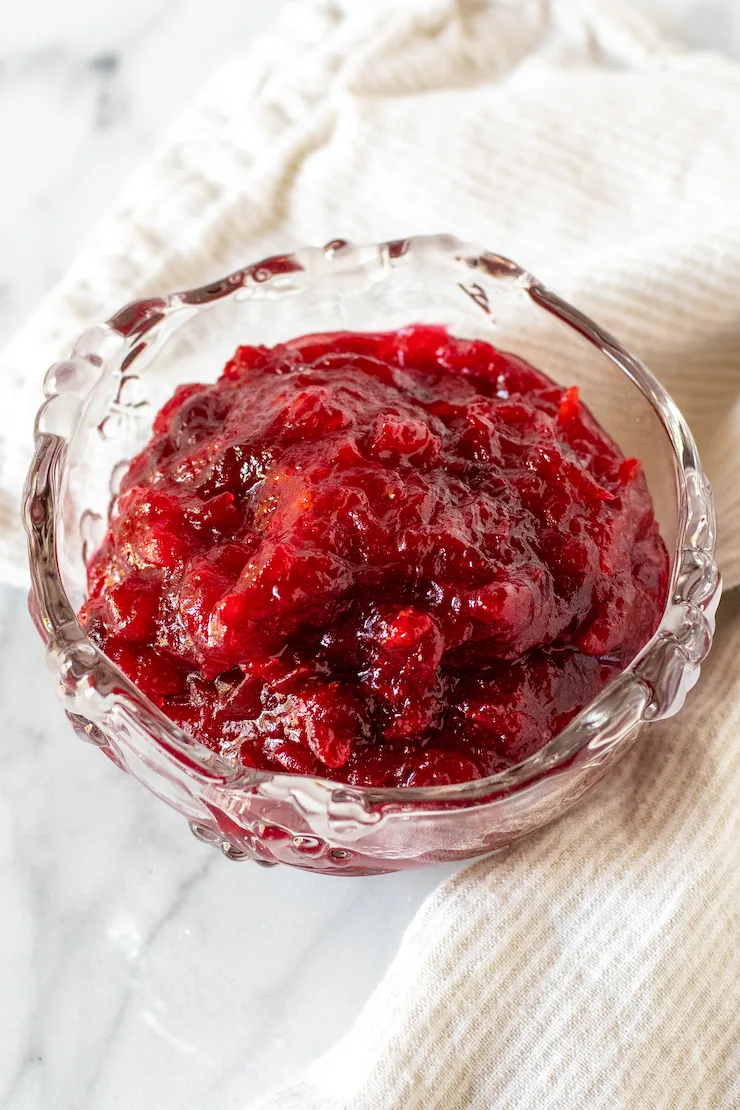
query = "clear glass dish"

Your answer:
(23, 235), (721, 875)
